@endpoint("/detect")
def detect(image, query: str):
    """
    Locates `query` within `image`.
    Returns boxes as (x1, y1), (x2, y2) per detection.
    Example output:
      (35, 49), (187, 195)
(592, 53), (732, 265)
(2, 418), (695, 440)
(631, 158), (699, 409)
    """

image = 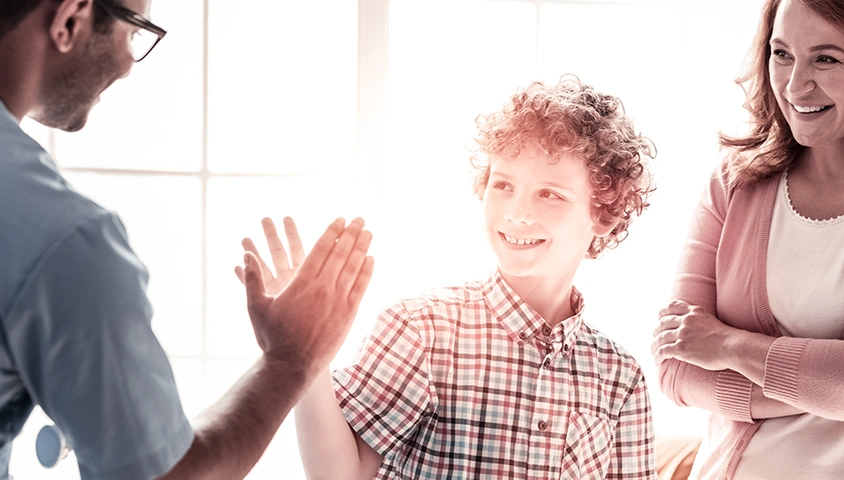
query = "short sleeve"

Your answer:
(607, 373), (656, 479)
(332, 303), (433, 457)
(4, 212), (193, 479)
